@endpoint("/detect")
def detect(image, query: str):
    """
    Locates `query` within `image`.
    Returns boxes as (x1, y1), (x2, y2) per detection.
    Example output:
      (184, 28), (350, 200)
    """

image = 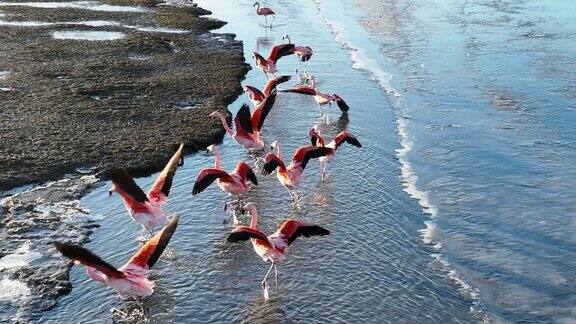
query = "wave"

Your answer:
(312, 0), (487, 321)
